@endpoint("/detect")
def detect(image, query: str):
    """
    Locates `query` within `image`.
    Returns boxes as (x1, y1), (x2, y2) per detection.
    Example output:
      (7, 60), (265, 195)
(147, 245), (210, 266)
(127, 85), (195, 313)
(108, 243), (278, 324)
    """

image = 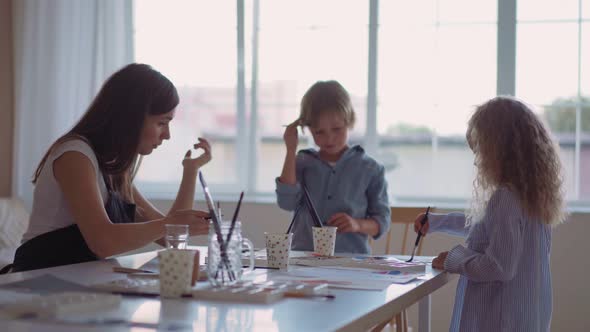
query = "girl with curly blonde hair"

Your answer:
(413, 96), (566, 332)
